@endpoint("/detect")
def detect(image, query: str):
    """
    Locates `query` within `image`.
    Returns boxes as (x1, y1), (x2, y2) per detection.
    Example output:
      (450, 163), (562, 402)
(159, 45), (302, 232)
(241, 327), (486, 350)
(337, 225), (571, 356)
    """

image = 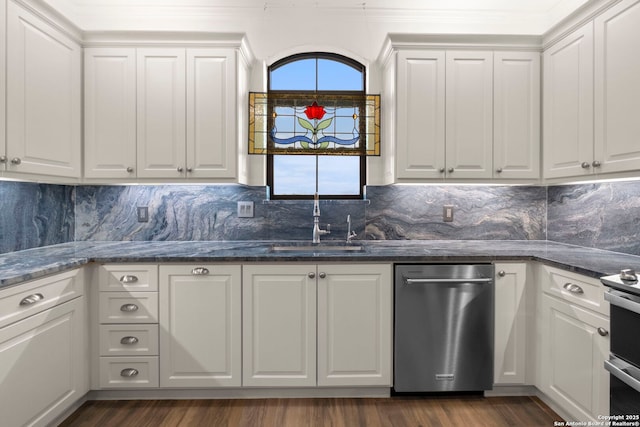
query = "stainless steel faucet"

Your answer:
(312, 193), (330, 243)
(346, 214), (357, 243)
